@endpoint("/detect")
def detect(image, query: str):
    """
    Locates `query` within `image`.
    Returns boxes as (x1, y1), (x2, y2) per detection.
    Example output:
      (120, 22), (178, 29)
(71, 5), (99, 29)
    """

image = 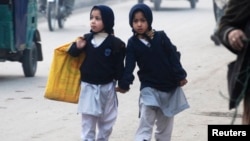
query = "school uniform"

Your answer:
(68, 5), (125, 141)
(119, 32), (189, 141)
(119, 3), (189, 141)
